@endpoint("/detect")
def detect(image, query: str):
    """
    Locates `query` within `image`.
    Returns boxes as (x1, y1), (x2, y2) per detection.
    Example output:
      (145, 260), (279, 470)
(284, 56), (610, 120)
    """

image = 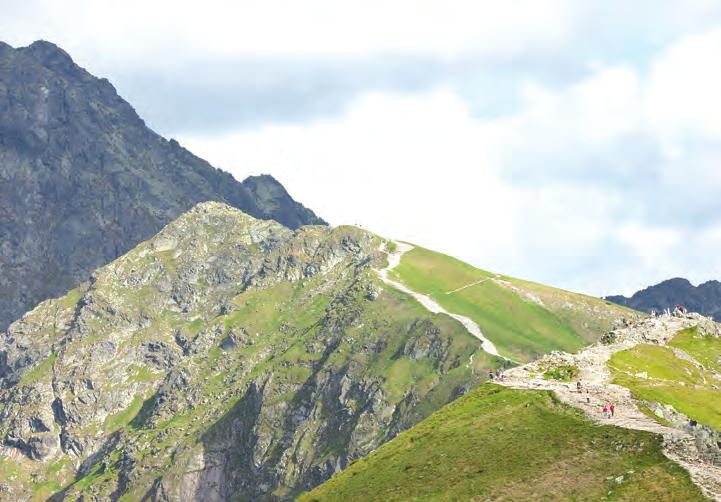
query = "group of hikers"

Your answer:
(649, 303), (688, 318)
(576, 381), (617, 418)
(487, 369), (505, 381)
(602, 403), (616, 418)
